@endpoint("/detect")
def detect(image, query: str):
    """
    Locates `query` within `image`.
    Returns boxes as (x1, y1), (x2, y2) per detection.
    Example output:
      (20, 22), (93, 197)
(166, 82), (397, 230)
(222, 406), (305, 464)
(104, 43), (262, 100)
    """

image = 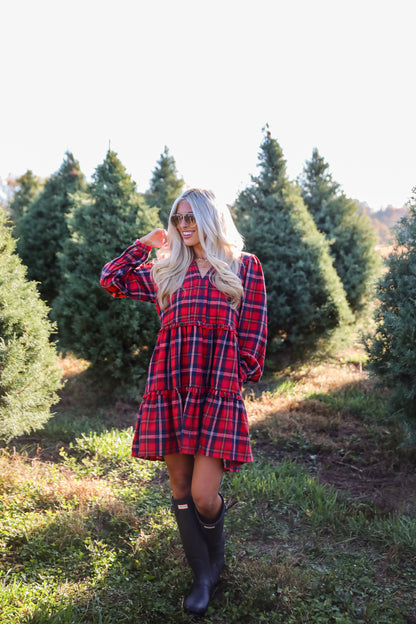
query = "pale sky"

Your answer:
(1, 0), (415, 210)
